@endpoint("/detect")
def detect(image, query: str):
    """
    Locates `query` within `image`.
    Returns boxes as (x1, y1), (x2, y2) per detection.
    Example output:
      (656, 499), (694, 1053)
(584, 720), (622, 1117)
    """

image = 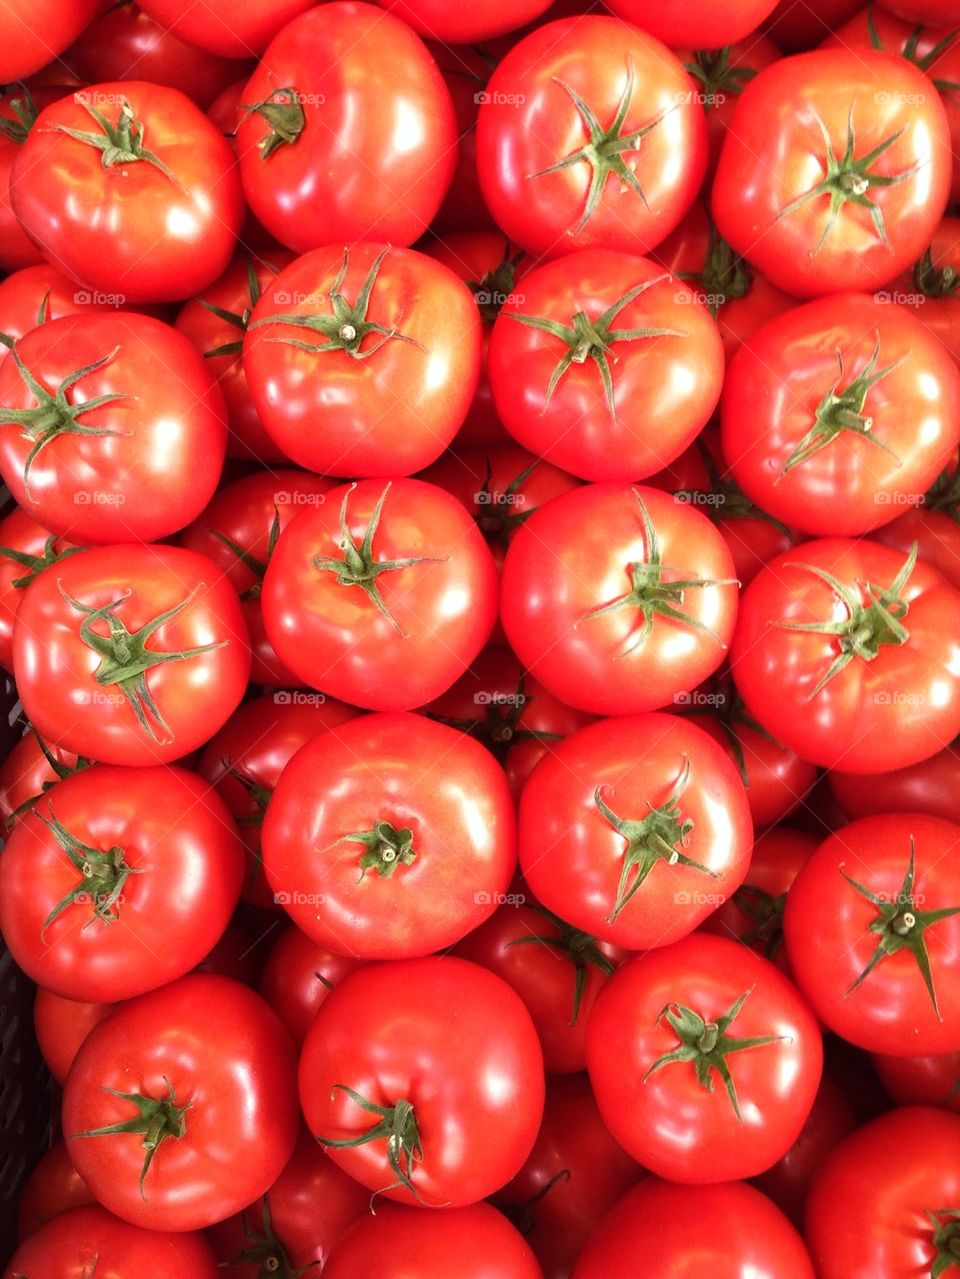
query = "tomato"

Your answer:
(494, 1074), (643, 1279)
(712, 50), (952, 298)
(0, 763), (243, 1001)
(885, 0), (960, 25)
(17, 1143), (94, 1239)
(805, 1107), (960, 1278)
(299, 956), (544, 1207)
(0, 727), (88, 829)
(730, 539), (960, 773)
(262, 712), (516, 958)
(0, 87), (62, 273)
(872, 1048), (960, 1111)
(721, 294), (960, 536)
(829, 738), (960, 826)
(653, 204), (794, 364)
(261, 479), (497, 711)
(324, 1202), (543, 1279)
(873, 464), (960, 590)
(63, 974), (299, 1231)
(477, 17), (706, 258)
(763, 0), (860, 50)
(11, 81), (244, 304)
(175, 252), (295, 463)
(454, 901), (625, 1073)
(785, 813), (960, 1055)
(258, 925), (362, 1047)
(0, 312), (228, 544)
(572, 1178), (817, 1279)
(137, 0), (316, 57)
(13, 543), (250, 766)
(207, 1128), (369, 1276)
(66, 3), (243, 109)
(34, 989), (116, 1085)
(180, 470), (334, 686)
(0, 508), (80, 672)
(428, 49), (499, 240)
(605, 0), (778, 46)
(236, 4), (456, 252)
(501, 485), (738, 716)
(587, 933), (822, 1181)
(374, 0), (552, 40)
(243, 244), (481, 476)
(4, 1204), (220, 1279)
(888, 215), (960, 363)
(198, 691), (359, 910)
(0, 264), (132, 353)
(0, 1), (100, 84)
(518, 713), (753, 949)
